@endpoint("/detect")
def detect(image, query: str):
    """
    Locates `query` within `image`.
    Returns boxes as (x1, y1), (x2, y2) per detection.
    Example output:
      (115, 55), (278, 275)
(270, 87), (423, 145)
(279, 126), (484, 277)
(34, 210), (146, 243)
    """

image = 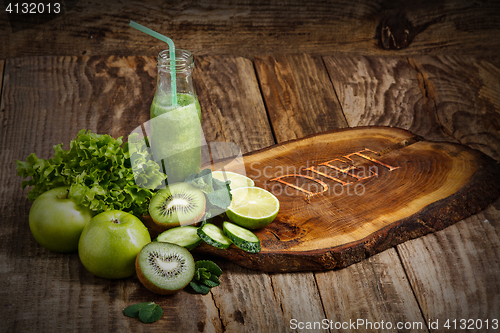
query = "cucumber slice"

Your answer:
(222, 221), (261, 253)
(156, 226), (202, 250)
(197, 223), (232, 249)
